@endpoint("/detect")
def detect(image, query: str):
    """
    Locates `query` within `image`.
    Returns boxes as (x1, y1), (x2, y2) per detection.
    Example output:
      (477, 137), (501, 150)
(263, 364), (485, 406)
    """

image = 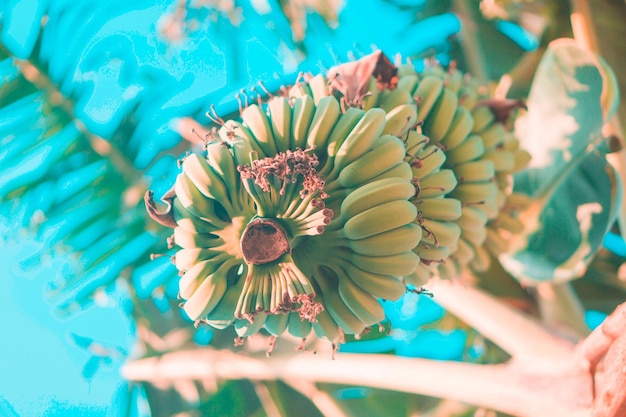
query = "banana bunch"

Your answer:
(436, 65), (532, 271)
(291, 70), (464, 286)
(148, 86), (420, 345)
